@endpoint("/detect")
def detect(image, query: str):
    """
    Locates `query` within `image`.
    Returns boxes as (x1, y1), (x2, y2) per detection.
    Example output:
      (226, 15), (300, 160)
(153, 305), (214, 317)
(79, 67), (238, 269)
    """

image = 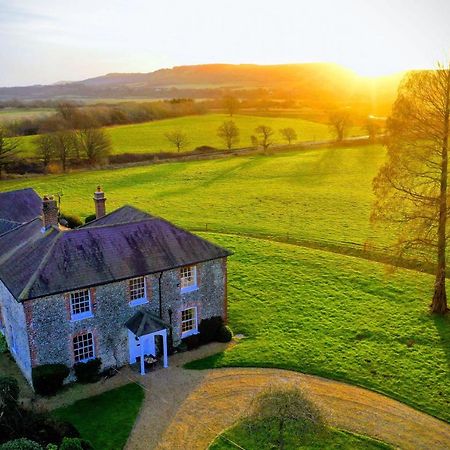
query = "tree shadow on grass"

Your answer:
(432, 313), (450, 370)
